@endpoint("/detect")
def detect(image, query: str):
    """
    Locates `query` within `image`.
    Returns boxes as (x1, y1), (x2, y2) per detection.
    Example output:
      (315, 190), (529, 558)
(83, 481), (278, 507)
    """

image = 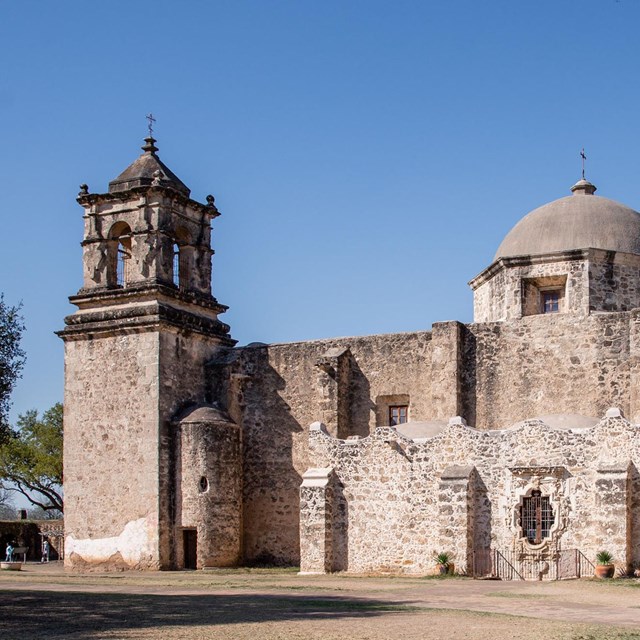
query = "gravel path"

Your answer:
(1, 564), (639, 639)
